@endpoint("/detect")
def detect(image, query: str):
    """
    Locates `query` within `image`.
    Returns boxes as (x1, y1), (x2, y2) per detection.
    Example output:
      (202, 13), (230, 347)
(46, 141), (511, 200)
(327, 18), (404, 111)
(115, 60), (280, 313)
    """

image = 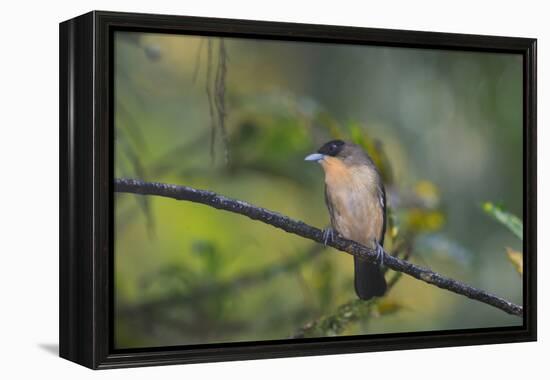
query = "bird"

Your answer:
(305, 140), (387, 300)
